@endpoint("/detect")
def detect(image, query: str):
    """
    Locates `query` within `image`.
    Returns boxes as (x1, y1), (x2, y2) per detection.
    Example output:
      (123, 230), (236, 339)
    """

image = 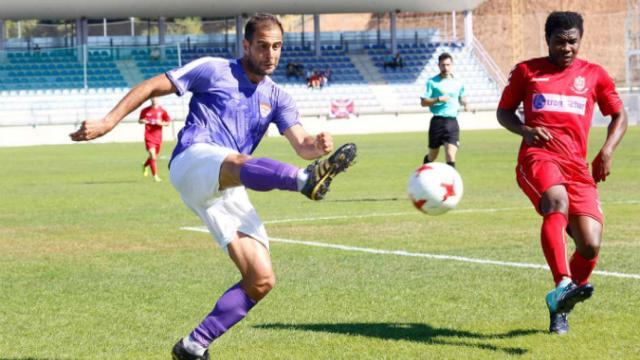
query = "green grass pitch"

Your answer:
(1, 127), (639, 359)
